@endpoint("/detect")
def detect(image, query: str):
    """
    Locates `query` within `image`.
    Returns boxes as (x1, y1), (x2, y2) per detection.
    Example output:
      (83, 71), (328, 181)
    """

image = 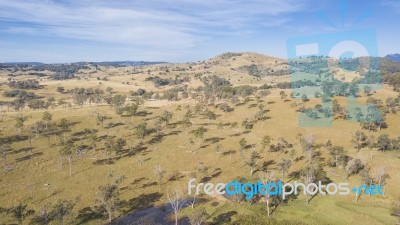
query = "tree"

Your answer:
(300, 164), (326, 203)
(377, 134), (391, 152)
(57, 86), (65, 93)
(349, 83), (359, 97)
(125, 103), (138, 122)
(97, 184), (119, 223)
(115, 138), (127, 155)
(96, 113), (108, 126)
(167, 188), (187, 225)
(203, 110), (217, 120)
(189, 207), (208, 225)
(361, 104), (385, 131)
(60, 139), (74, 176)
(154, 164), (166, 188)
(301, 135), (317, 164)
(258, 172), (274, 217)
(358, 169), (373, 201)
(327, 145), (347, 168)
(88, 132), (97, 151)
(376, 166), (388, 188)
(301, 94), (308, 102)
(106, 87), (113, 94)
(0, 142), (11, 160)
(33, 203), (51, 225)
(354, 107), (364, 122)
(134, 122), (147, 144)
(181, 116), (192, 133)
(345, 158), (364, 178)
(8, 203), (27, 225)
(160, 110), (173, 126)
(352, 131), (368, 152)
(104, 136), (116, 158)
(52, 199), (77, 225)
(261, 135), (271, 155)
(239, 138), (247, 152)
(245, 150), (259, 176)
(279, 90), (287, 100)
(363, 85), (372, 96)
(58, 118), (72, 137)
(254, 109), (266, 121)
(14, 116), (27, 133)
(58, 98), (67, 108)
(192, 127), (207, 148)
(42, 111), (53, 130)
(241, 119), (253, 130)
(277, 159), (292, 179)
(111, 95), (126, 115)
(73, 92), (88, 108)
